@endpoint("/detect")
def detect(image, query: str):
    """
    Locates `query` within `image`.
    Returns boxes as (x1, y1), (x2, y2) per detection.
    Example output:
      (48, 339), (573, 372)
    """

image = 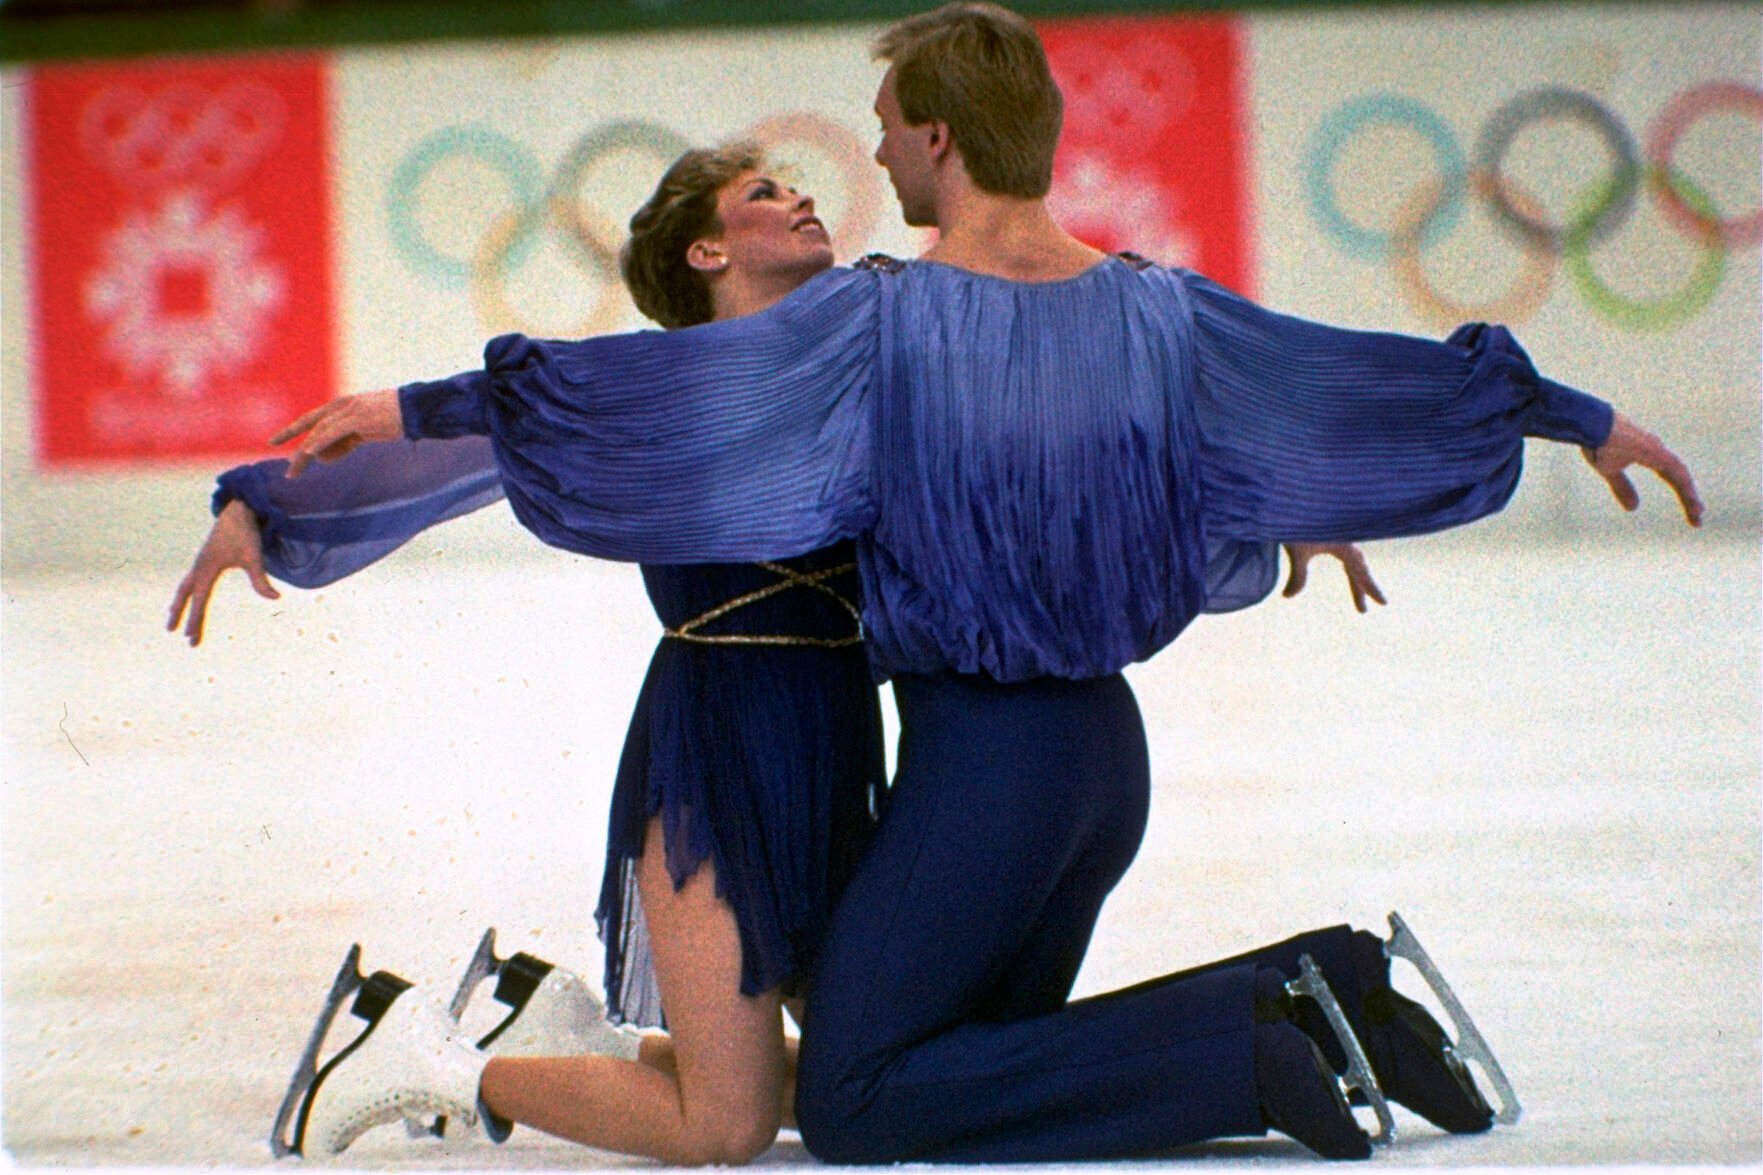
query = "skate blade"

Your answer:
(271, 946), (421, 1157)
(1290, 954), (1396, 1146)
(1385, 911), (1521, 1125)
(447, 928), (505, 1023)
(270, 944), (367, 1158)
(438, 927), (556, 1139)
(419, 928), (509, 1141)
